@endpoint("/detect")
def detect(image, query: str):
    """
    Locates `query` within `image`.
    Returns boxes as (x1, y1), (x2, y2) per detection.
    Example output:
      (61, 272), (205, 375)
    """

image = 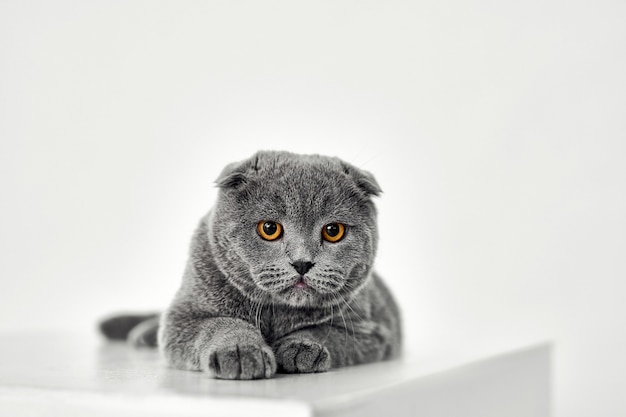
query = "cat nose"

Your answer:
(291, 261), (314, 275)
